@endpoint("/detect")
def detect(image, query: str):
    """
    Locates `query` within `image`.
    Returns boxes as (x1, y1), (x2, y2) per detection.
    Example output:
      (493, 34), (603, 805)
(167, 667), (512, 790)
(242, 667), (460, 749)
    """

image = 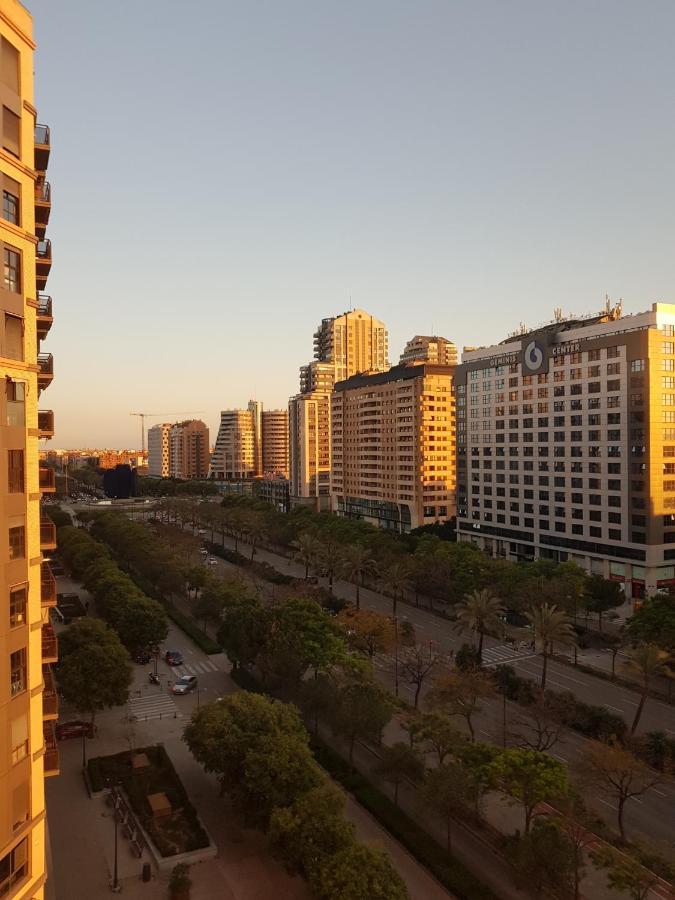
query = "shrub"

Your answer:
(456, 643), (482, 672)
